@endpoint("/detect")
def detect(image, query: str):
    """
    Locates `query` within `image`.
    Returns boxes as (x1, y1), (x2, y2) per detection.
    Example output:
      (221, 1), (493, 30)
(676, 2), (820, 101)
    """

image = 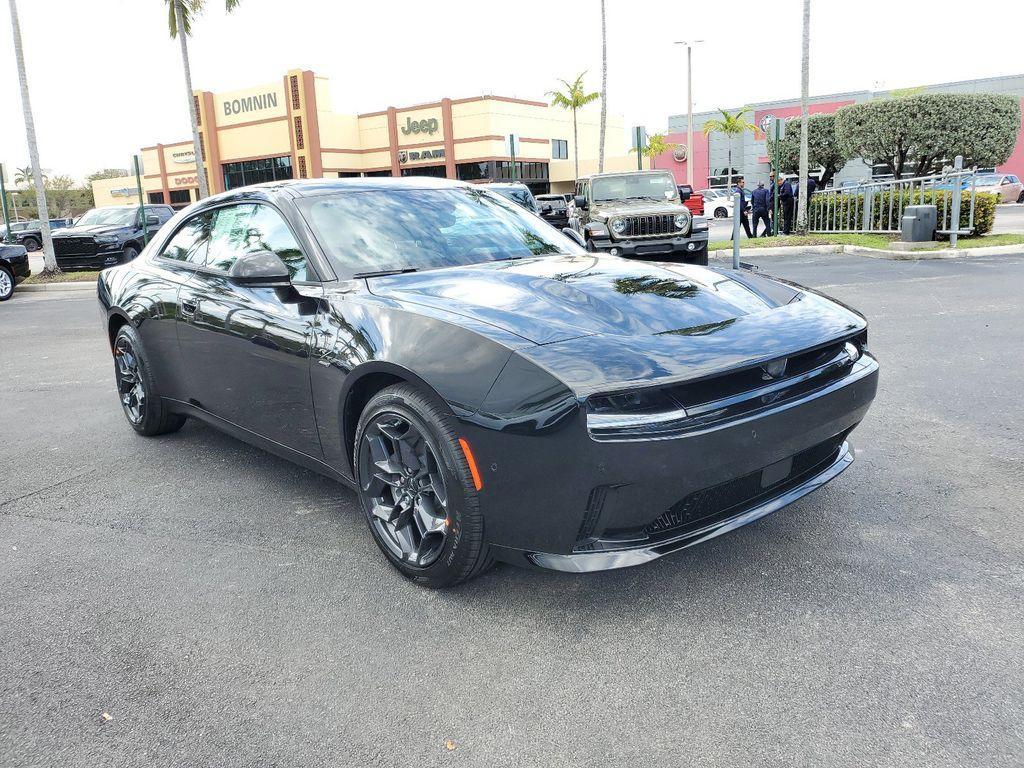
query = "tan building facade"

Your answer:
(93, 68), (634, 208)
